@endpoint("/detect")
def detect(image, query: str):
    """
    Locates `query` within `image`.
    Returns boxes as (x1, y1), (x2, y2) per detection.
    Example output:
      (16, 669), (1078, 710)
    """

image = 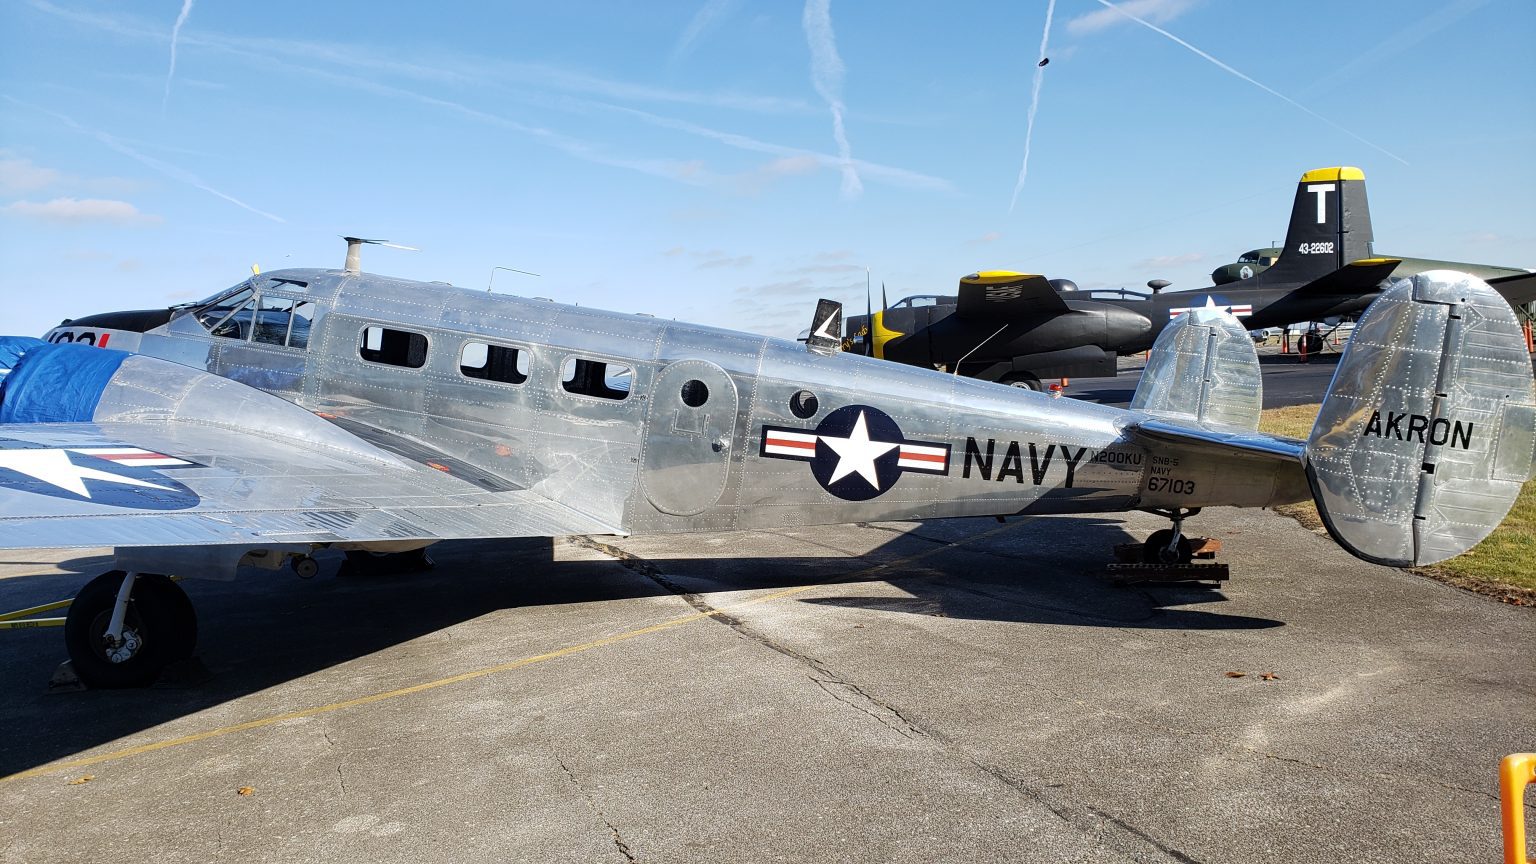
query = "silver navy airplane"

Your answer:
(5, 244), (1533, 687)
